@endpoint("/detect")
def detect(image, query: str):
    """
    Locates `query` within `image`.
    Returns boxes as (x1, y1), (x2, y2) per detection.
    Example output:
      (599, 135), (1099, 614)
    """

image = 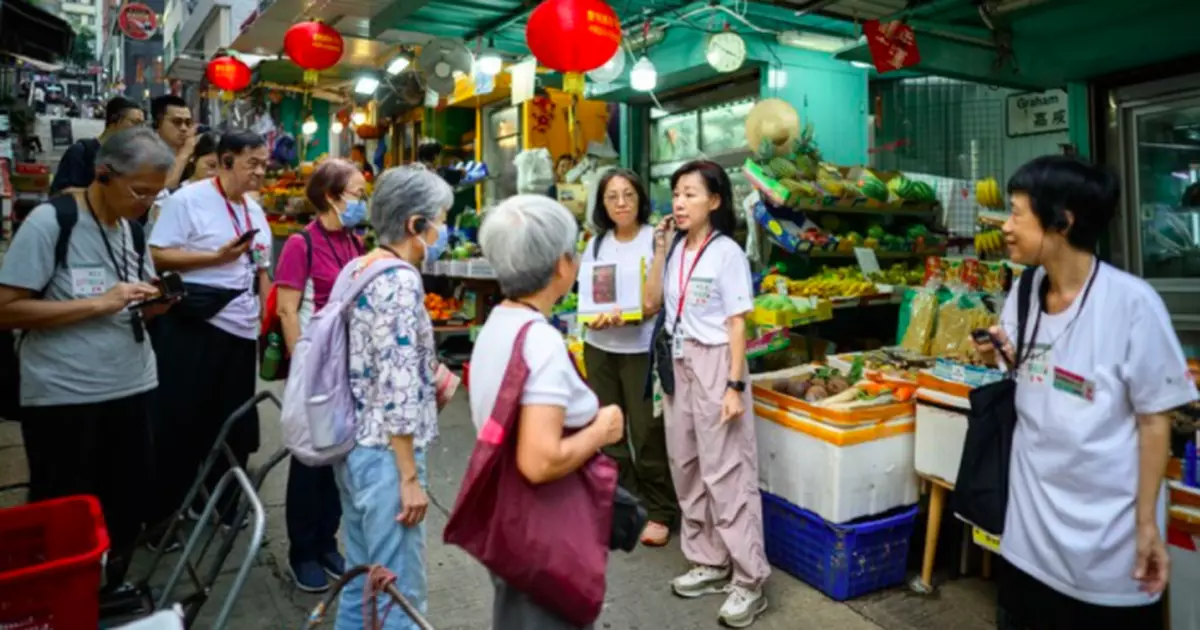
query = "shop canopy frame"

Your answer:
(0, 0), (72, 66)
